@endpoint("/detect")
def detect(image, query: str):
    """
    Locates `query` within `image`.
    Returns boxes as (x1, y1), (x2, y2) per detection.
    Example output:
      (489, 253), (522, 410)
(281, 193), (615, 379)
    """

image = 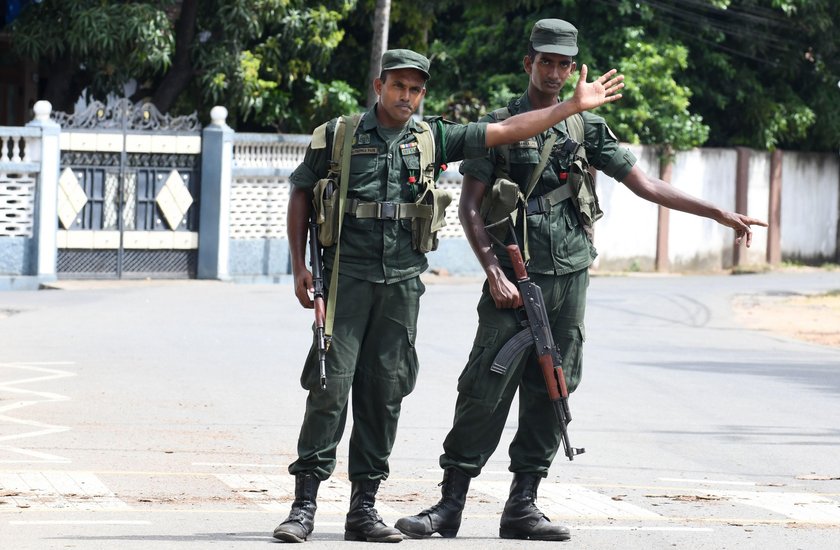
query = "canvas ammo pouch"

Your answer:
(479, 178), (523, 240)
(412, 183), (452, 253)
(569, 157), (603, 227)
(309, 114), (362, 247)
(567, 161), (600, 243)
(312, 176), (339, 247)
(409, 120), (450, 253)
(562, 116), (604, 240)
